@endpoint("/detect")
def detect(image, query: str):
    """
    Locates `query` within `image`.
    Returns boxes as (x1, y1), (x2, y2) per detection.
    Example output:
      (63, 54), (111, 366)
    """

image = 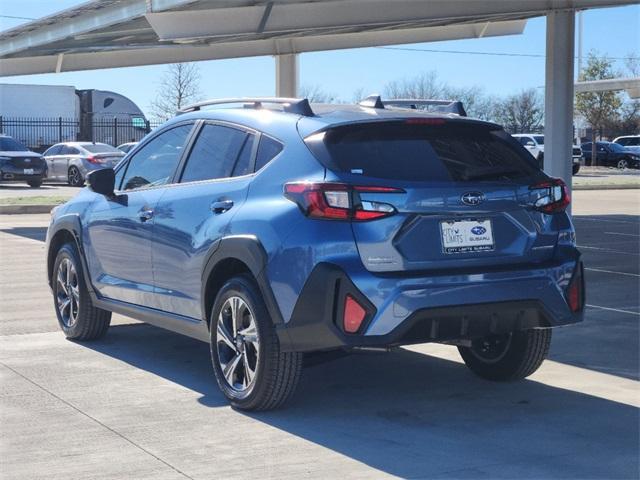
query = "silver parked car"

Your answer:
(117, 142), (138, 154)
(43, 142), (125, 186)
